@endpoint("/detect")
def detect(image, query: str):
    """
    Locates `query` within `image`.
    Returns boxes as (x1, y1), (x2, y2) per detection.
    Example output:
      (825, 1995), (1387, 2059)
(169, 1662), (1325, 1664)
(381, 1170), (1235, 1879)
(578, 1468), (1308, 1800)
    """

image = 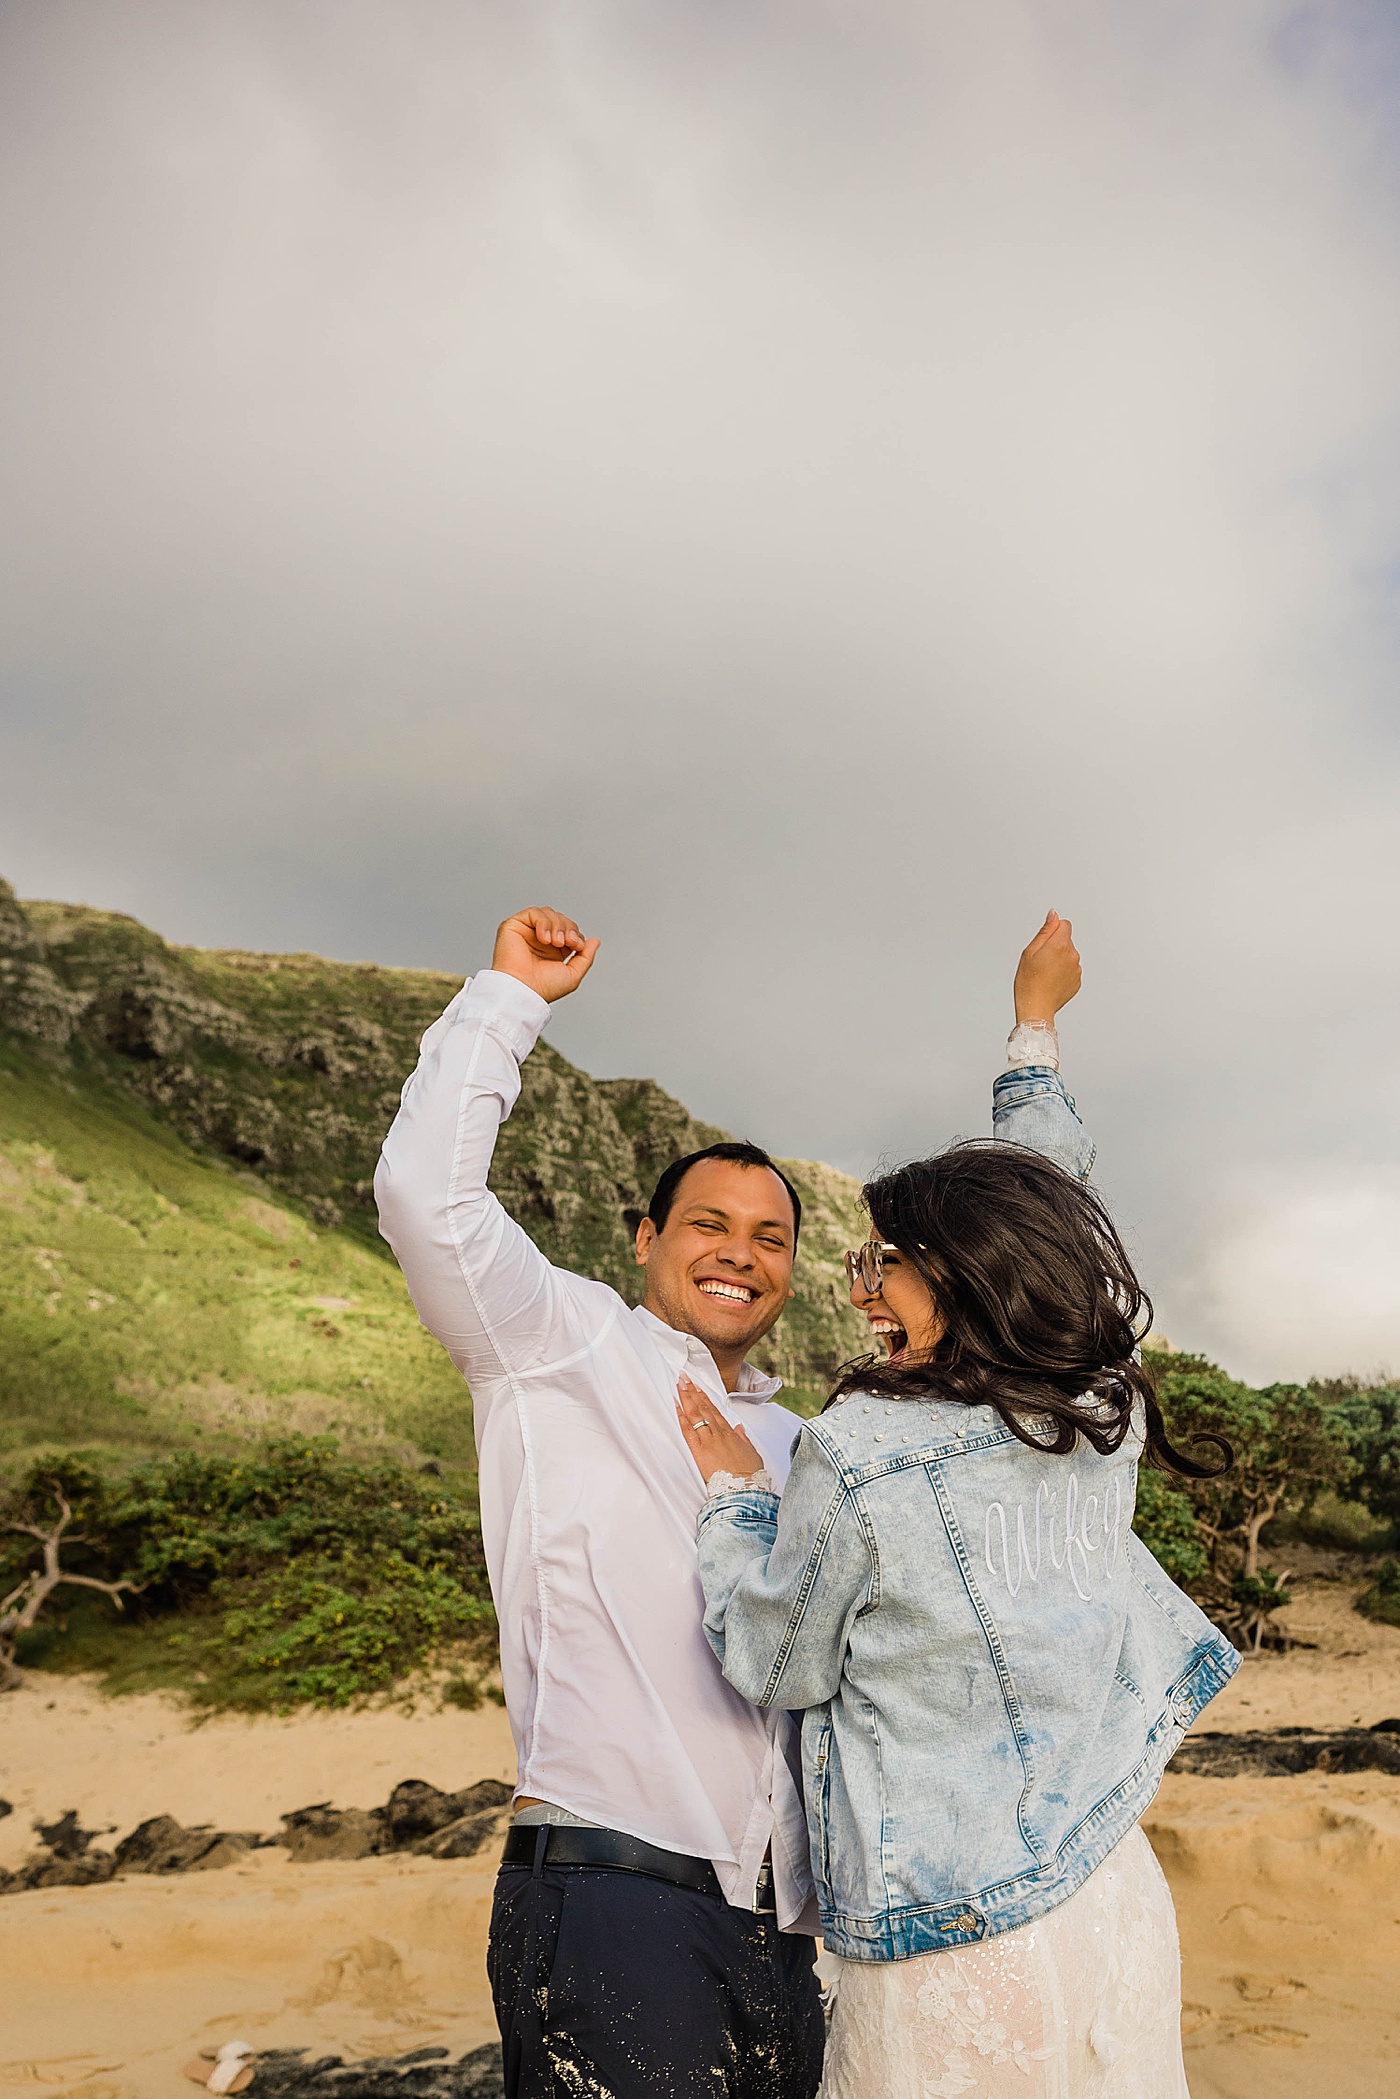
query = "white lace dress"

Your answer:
(818, 1824), (1190, 2099)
